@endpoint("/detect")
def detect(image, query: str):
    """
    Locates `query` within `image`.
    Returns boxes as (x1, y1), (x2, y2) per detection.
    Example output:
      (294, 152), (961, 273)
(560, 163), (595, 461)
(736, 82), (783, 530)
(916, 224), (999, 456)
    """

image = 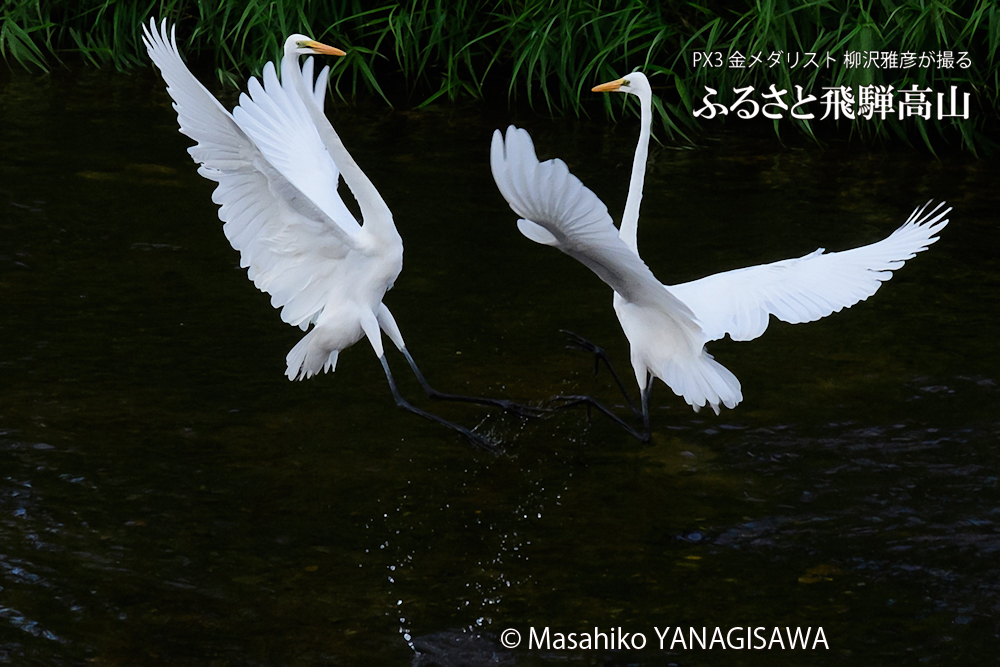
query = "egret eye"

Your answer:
(622, 79), (630, 87)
